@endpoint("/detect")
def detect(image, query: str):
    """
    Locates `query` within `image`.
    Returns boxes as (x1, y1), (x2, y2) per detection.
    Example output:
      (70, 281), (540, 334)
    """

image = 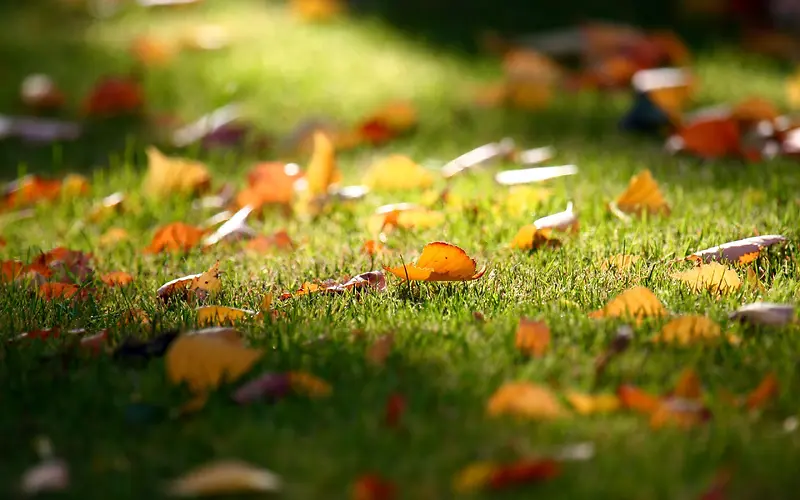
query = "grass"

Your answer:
(2, 1), (800, 498)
